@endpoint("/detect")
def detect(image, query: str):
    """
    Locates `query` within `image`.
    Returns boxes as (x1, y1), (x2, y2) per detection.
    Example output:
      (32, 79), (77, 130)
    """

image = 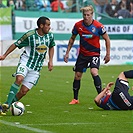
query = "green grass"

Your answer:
(0, 65), (133, 133)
